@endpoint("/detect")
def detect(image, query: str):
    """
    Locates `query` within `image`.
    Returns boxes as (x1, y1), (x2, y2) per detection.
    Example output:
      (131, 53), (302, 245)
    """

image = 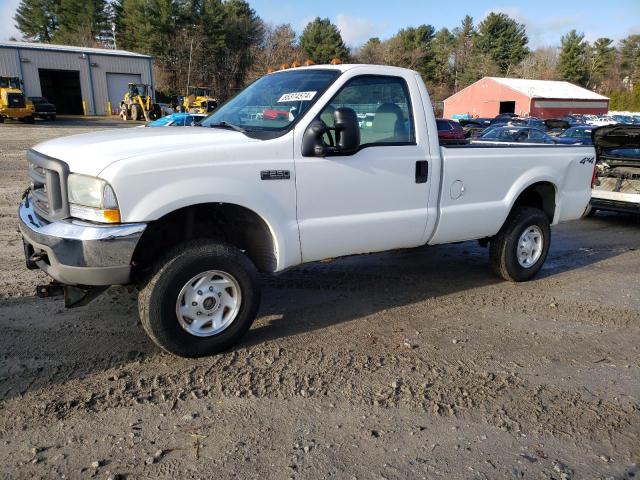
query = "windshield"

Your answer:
(0, 77), (21, 88)
(560, 127), (591, 138)
(130, 84), (148, 97)
(188, 87), (210, 97)
(481, 128), (520, 140)
(201, 69), (340, 133)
